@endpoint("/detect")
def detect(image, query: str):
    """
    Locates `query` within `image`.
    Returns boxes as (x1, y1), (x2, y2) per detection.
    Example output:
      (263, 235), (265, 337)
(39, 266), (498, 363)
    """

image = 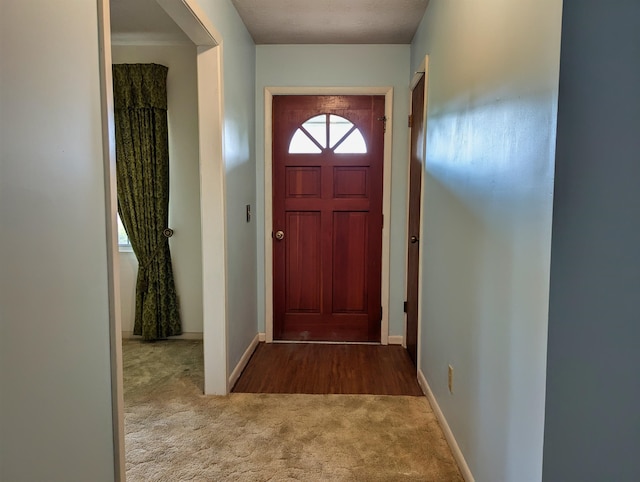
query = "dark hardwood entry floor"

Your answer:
(232, 342), (423, 396)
